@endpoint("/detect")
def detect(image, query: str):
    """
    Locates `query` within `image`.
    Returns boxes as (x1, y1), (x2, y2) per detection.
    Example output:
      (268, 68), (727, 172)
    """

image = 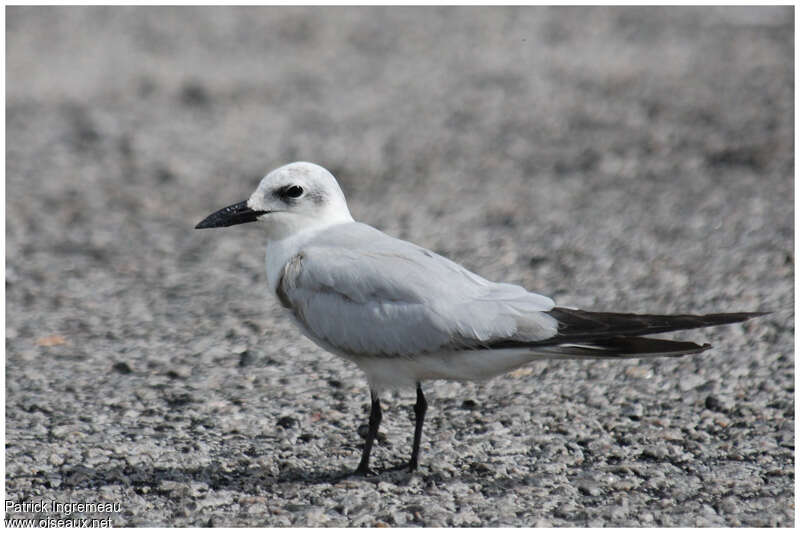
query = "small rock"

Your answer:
(625, 366), (653, 379)
(277, 416), (297, 429)
(159, 480), (183, 493)
(609, 506), (628, 521)
(639, 512), (654, 525)
(622, 403), (644, 419)
(641, 445), (670, 461)
(577, 480), (603, 497)
(36, 334), (67, 347)
(705, 395), (733, 412)
(451, 509), (480, 526)
(509, 367), (533, 378)
(469, 462), (491, 475)
(166, 366), (191, 379)
(238, 350), (255, 367)
(461, 399), (478, 410)
(112, 361), (133, 374)
(180, 81), (210, 107)
(719, 497), (741, 514)
(680, 374), (706, 392)
(188, 482), (209, 498)
(49, 453), (65, 466)
(611, 479), (641, 492)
